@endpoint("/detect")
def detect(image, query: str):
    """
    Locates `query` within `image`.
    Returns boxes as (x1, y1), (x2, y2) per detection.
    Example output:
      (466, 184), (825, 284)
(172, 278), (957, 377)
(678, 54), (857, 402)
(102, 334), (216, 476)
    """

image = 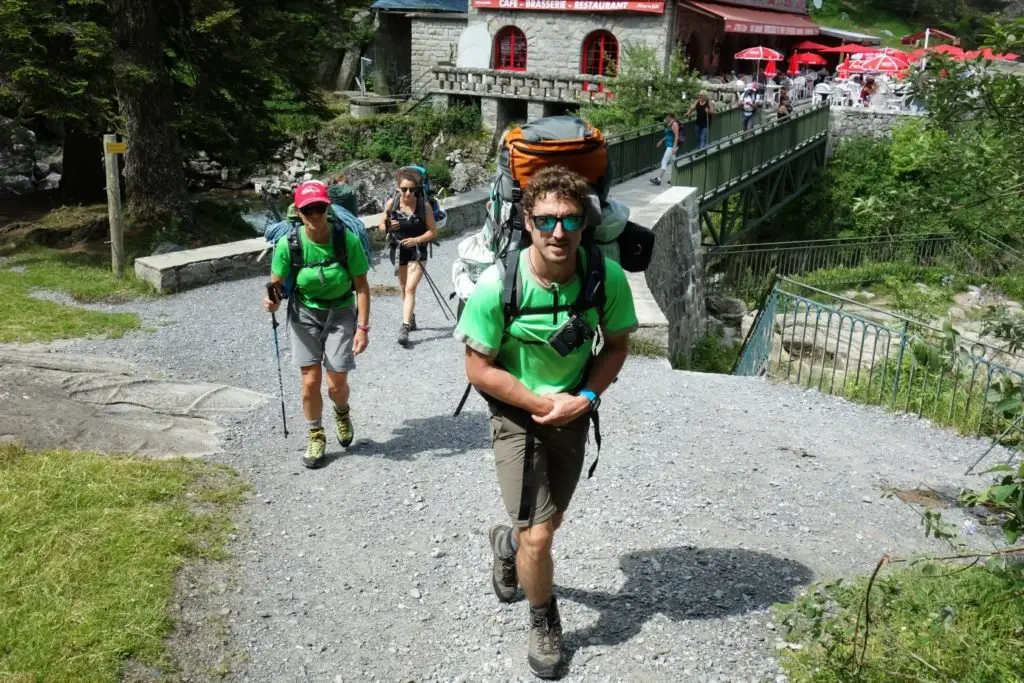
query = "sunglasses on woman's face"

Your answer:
(531, 214), (586, 232)
(299, 203), (328, 217)
(399, 186), (418, 194)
